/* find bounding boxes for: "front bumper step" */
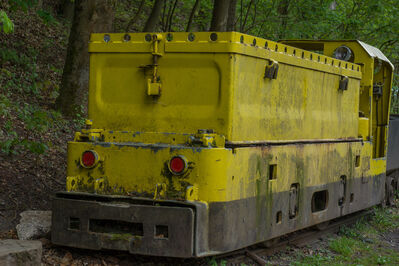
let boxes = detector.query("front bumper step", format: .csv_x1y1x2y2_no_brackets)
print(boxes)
51,192,196,257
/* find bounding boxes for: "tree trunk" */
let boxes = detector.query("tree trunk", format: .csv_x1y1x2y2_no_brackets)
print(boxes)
226,0,237,31
143,0,163,32
56,0,113,117
209,0,230,31
59,0,74,20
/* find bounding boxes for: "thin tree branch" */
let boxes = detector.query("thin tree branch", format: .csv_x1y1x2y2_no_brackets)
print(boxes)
161,0,167,31
164,0,173,31
167,0,178,32
125,0,145,32
244,0,259,33
241,0,254,32
239,0,243,31
186,0,201,32
380,39,398,50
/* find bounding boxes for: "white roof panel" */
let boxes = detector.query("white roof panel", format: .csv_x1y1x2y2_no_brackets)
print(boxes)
357,40,394,70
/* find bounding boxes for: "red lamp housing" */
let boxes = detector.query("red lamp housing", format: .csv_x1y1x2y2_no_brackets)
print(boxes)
81,150,98,168
169,156,187,175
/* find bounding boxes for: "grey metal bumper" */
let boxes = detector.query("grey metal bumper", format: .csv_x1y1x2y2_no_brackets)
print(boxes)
51,192,209,258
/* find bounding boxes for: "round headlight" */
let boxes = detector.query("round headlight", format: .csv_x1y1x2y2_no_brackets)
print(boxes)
333,46,353,61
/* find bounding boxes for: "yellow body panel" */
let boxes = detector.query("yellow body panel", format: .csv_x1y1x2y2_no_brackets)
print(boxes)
88,32,361,142
67,140,373,203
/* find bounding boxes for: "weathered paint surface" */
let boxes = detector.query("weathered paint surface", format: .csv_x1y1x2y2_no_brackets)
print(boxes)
88,32,362,142
66,139,383,202
54,32,394,257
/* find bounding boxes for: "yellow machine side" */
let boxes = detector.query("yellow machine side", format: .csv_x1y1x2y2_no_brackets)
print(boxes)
230,53,360,142
54,33,394,257
87,32,362,142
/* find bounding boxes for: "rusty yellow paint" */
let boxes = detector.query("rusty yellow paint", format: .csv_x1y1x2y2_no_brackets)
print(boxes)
65,32,392,205
66,140,376,203
88,32,361,142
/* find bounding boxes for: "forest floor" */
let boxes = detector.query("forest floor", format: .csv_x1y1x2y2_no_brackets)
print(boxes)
0,6,77,231
0,3,399,266
0,1,154,231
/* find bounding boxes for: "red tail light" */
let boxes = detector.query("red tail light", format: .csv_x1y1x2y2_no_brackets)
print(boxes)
169,156,187,175
81,150,97,168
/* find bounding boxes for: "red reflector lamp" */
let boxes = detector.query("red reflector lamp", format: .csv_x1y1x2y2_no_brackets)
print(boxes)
169,156,187,175
81,150,98,168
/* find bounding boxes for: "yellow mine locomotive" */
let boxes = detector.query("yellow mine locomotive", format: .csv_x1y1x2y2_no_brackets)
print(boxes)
51,32,395,257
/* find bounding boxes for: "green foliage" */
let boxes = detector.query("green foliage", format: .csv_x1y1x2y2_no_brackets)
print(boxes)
0,92,62,156
292,253,333,266
0,94,12,117
0,11,14,33
207,257,227,266
329,236,359,257
0,102,50,155
37,9,56,25
376,255,390,265
21,139,48,154
208,257,217,266
72,105,87,127
338,217,372,239
18,104,51,132
0,45,41,97
0,46,32,67
0,137,48,155
371,206,399,231
292,201,399,265
391,73,399,114
0,136,19,155
9,0,37,12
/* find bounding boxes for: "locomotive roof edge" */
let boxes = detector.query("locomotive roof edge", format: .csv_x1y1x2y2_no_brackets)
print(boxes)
87,32,361,76
280,39,394,70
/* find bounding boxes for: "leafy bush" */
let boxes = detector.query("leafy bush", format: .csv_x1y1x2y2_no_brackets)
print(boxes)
0,94,12,117
0,47,32,67
0,11,14,33
37,9,56,25
9,0,37,12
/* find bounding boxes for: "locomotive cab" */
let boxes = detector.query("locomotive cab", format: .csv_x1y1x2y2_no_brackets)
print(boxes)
52,33,393,257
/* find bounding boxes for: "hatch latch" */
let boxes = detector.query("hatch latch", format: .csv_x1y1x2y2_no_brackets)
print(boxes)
142,34,163,96
264,59,279,80
339,76,349,91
